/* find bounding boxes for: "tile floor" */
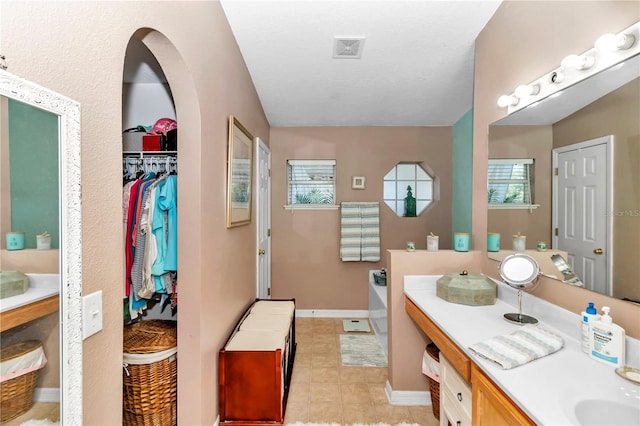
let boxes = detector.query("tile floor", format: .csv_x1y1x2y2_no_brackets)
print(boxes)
283,317,438,425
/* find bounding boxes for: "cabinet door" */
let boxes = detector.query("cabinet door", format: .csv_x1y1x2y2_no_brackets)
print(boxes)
471,364,535,426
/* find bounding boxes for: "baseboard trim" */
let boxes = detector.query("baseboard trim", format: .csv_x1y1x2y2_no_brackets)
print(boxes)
213,415,220,426
384,380,430,406
34,387,60,402
295,309,369,318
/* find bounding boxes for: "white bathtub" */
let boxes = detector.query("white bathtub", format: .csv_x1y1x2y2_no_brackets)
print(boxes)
368,270,388,356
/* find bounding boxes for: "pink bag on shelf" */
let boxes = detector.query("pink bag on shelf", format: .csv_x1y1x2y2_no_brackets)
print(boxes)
150,118,177,136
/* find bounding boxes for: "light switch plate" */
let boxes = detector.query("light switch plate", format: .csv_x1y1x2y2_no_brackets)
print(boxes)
82,290,103,340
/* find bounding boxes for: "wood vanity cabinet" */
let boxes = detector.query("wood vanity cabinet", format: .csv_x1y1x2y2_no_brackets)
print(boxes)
471,363,535,426
0,295,59,332
405,297,535,426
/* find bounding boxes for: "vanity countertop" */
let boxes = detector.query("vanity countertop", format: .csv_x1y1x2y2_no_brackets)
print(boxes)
404,275,640,425
0,273,59,313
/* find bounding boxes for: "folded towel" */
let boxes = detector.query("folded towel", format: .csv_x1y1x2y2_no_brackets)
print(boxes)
340,202,380,262
421,349,440,382
468,324,563,369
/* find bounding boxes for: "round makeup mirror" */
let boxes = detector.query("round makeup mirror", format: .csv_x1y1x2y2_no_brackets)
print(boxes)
499,254,541,325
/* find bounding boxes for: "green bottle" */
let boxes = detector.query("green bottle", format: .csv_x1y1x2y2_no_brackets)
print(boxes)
404,185,416,217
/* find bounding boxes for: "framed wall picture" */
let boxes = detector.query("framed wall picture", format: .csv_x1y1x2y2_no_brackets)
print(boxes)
352,176,366,189
227,116,254,227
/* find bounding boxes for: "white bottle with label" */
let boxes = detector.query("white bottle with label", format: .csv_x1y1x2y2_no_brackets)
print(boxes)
589,306,626,367
581,302,599,354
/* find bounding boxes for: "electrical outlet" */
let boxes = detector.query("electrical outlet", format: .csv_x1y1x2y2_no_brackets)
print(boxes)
82,290,103,340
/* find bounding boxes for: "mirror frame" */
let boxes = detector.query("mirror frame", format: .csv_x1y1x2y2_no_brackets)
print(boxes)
0,69,83,424
226,115,254,228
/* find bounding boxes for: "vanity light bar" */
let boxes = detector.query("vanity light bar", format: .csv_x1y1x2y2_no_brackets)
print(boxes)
497,20,640,113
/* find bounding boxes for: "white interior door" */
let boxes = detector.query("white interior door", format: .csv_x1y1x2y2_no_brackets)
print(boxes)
256,138,271,299
552,136,612,295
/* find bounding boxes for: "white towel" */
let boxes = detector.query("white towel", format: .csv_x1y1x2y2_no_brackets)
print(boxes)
421,349,440,382
468,324,564,369
340,202,380,262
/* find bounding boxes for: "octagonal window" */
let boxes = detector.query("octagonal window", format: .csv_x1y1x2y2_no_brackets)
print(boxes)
383,163,434,217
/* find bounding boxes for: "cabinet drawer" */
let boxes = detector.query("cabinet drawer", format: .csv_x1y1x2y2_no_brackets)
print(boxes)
442,387,471,426
441,355,472,420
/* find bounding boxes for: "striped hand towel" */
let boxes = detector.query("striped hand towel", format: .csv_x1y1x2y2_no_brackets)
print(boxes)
468,324,564,369
340,202,380,262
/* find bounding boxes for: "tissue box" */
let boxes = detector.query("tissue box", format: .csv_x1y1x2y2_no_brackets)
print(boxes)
436,271,496,306
0,271,29,299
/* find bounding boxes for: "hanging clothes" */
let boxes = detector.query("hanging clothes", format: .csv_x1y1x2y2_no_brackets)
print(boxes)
122,155,178,320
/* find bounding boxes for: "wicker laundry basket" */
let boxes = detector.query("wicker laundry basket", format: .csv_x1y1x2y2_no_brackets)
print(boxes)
123,320,177,426
1,340,46,423
426,343,440,421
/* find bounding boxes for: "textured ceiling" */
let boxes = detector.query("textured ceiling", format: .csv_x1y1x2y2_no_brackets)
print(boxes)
220,0,502,126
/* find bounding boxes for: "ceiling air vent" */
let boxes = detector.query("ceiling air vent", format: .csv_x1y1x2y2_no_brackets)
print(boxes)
333,37,365,59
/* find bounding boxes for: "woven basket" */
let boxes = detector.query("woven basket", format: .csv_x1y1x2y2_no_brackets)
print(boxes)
426,343,440,421
123,320,177,426
0,340,43,423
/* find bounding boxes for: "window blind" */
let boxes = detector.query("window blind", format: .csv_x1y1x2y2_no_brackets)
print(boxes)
287,160,336,205
487,159,533,205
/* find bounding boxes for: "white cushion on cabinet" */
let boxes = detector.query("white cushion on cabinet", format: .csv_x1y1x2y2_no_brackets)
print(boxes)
250,300,295,318
241,313,292,334
225,330,287,352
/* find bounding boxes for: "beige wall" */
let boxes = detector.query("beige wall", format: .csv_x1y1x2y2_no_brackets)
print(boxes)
553,79,640,301
474,1,639,338
488,125,553,248
270,126,453,309
1,1,268,424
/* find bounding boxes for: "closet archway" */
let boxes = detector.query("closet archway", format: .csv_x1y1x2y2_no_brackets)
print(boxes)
121,28,201,424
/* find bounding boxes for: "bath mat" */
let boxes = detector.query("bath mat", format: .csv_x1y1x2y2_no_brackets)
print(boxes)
342,319,371,332
339,334,387,367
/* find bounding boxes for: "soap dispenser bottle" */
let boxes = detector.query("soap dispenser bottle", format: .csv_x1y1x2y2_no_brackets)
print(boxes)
581,302,599,354
589,306,626,367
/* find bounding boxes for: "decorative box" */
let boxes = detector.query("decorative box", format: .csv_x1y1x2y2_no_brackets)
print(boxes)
436,271,496,306
0,271,29,299
142,134,162,151
123,131,144,151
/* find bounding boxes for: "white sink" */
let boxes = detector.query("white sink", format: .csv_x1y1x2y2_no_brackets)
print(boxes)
574,399,640,425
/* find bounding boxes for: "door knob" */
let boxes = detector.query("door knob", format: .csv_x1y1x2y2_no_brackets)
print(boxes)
258,249,266,255
594,248,603,255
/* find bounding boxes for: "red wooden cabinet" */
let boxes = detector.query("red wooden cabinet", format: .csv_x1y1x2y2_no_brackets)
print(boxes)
219,299,296,425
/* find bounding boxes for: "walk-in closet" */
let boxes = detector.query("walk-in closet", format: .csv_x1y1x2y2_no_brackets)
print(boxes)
121,37,178,425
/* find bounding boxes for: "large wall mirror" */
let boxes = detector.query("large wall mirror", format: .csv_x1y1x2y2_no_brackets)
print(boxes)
0,69,83,424
488,53,639,304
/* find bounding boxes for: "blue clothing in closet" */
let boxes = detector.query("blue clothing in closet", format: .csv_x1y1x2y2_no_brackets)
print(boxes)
151,175,178,293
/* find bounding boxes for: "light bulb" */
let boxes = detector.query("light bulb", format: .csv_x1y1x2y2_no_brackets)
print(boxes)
561,54,595,70
595,33,636,51
497,94,519,108
514,83,540,98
